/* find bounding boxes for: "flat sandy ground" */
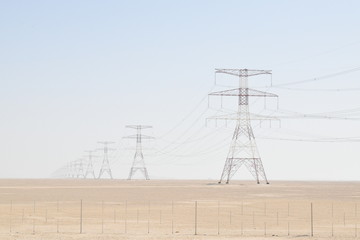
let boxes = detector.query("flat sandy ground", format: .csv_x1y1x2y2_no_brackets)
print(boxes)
0,179,360,240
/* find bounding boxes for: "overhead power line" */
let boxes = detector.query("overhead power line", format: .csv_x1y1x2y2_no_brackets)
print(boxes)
272,66,360,87
275,87,360,92
259,136,360,143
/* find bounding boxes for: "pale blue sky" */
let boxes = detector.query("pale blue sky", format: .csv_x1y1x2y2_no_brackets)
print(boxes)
1,1,360,180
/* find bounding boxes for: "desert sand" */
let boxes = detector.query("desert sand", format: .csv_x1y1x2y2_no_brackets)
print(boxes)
0,179,359,240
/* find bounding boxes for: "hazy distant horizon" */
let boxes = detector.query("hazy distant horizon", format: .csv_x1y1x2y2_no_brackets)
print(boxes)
1,1,360,181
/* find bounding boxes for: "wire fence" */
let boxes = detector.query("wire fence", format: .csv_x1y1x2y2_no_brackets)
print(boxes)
0,200,359,238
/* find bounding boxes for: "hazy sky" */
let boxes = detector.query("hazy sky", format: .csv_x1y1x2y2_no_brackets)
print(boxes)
1,0,360,180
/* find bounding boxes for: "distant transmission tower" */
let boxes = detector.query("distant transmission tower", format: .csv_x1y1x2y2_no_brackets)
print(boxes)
84,150,96,179
98,141,115,179
209,69,278,184
124,125,154,180
65,162,73,178
76,159,85,178
69,161,76,178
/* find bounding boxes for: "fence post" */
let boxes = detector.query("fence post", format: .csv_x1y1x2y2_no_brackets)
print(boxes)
124,201,127,234
171,201,174,234
102,201,104,234
33,200,36,234
80,200,83,234
217,201,220,235
310,202,313,237
331,202,334,237
9,200,12,233
56,200,59,233
195,201,198,235
148,201,150,234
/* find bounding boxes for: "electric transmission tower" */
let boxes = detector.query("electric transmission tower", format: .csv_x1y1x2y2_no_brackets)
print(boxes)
124,125,154,180
65,162,72,178
209,69,278,184
76,158,85,178
69,161,76,178
84,150,96,179
98,141,115,179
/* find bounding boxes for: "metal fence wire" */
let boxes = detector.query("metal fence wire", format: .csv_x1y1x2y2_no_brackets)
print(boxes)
0,200,359,238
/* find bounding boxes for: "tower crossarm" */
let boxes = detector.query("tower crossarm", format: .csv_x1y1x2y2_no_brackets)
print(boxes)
96,148,116,151
207,112,280,121
209,88,278,98
215,69,272,77
126,125,152,129
123,134,155,139
84,150,98,158
97,141,115,145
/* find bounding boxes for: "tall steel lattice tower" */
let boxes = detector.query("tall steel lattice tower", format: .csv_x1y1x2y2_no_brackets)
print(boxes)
209,69,278,184
84,150,96,179
124,125,154,180
98,141,115,179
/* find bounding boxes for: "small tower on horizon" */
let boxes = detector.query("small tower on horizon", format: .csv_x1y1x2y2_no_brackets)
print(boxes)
124,125,154,180
84,150,96,179
98,141,115,179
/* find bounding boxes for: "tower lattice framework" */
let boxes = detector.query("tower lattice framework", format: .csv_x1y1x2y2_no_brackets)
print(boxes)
76,158,85,178
209,69,278,184
98,141,115,179
124,125,153,180
84,150,96,179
